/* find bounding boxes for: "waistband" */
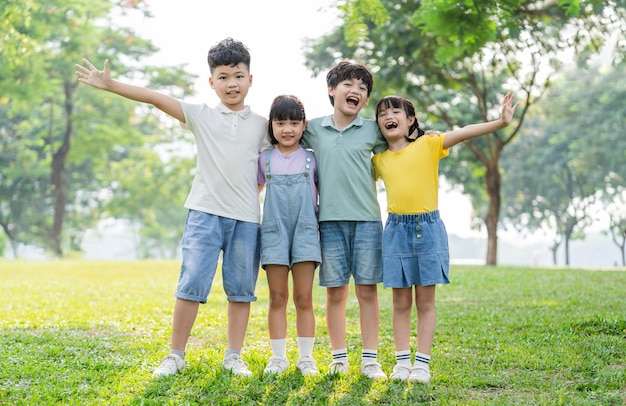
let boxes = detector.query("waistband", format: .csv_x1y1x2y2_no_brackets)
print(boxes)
387,210,440,224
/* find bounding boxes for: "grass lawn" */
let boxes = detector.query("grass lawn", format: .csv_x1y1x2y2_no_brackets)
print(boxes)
1,260,625,405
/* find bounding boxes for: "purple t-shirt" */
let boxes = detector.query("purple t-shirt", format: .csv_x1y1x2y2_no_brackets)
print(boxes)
257,147,318,211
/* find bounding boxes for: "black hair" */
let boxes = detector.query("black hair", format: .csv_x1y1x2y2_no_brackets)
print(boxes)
268,95,307,145
326,61,374,106
207,38,251,74
375,95,425,141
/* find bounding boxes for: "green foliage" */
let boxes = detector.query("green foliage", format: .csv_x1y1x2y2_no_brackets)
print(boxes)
304,0,626,264
104,148,192,258
339,0,389,48
1,260,625,404
502,64,626,264
0,0,197,257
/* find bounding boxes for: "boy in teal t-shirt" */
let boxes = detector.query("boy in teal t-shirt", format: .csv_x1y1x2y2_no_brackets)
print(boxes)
302,61,388,380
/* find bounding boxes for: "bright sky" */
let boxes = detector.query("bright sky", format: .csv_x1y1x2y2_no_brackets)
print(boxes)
130,0,482,238
135,0,337,119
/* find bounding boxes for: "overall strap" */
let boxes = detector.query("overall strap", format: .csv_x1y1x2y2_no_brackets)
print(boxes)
303,148,313,178
263,149,273,175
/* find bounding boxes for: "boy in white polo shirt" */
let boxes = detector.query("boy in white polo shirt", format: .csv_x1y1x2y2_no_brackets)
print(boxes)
75,38,271,378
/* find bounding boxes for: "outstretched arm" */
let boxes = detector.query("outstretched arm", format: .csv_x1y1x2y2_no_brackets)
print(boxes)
442,92,518,149
75,58,185,123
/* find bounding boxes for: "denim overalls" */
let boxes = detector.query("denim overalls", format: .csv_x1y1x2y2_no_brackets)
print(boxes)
260,149,322,268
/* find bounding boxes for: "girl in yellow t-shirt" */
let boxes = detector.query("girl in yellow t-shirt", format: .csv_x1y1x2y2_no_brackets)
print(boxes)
372,93,518,383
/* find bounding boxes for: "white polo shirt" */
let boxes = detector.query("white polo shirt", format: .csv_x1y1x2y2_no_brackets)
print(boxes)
181,102,271,223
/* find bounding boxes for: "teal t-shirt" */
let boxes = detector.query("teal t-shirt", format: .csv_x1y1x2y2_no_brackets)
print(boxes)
302,115,387,222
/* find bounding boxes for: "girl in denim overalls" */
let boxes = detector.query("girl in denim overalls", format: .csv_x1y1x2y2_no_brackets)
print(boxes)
257,95,322,376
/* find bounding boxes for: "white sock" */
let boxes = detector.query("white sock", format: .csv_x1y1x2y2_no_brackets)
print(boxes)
395,350,411,367
362,349,378,366
297,336,315,359
331,348,348,364
270,338,287,358
414,352,431,370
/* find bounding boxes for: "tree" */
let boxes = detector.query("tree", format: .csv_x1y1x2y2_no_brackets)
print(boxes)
606,194,626,266
103,142,193,259
303,0,626,265
0,0,196,257
0,102,50,258
502,65,626,265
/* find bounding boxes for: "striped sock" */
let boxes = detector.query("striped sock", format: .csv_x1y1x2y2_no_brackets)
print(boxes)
414,352,431,370
362,349,378,366
395,350,411,367
331,349,348,364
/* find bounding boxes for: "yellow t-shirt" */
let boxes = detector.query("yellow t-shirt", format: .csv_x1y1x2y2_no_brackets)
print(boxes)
372,134,449,214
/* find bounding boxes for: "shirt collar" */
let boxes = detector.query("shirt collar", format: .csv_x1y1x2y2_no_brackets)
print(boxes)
321,114,364,130
217,103,251,118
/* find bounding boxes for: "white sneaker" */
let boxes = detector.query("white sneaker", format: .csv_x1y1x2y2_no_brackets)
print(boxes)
389,364,411,381
223,353,252,377
152,354,185,377
264,355,289,375
362,362,387,380
409,366,431,383
328,360,349,374
296,356,318,376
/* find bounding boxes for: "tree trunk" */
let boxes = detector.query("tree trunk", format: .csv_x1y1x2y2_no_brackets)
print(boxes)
0,223,19,258
483,162,501,266
50,81,77,257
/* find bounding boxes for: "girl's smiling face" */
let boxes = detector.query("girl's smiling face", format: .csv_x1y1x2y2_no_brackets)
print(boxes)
376,105,415,142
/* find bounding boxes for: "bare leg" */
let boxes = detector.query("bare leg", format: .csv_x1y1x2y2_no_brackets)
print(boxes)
171,298,199,351
355,283,380,350
291,261,316,337
227,301,251,351
392,287,413,351
415,285,436,355
266,264,290,339
326,285,349,350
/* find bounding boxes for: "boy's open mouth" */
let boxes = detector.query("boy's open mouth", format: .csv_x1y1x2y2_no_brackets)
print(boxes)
346,96,359,106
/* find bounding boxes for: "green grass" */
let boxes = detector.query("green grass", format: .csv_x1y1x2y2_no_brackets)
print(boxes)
1,260,625,405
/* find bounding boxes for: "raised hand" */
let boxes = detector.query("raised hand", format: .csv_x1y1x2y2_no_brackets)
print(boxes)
500,92,519,127
75,58,112,90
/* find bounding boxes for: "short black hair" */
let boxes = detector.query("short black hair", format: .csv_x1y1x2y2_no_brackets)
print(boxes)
207,38,251,74
326,61,374,106
268,95,307,145
375,95,425,141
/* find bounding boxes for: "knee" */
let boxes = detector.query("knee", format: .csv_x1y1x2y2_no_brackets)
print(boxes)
293,292,313,311
355,285,378,303
327,288,348,305
269,291,289,308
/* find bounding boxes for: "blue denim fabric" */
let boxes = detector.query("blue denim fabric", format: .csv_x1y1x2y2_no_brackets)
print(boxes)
382,210,450,288
260,150,321,268
318,220,383,286
176,210,260,303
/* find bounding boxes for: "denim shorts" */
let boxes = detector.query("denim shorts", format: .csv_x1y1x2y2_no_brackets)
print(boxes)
318,221,383,287
260,215,322,268
176,210,260,303
382,211,450,288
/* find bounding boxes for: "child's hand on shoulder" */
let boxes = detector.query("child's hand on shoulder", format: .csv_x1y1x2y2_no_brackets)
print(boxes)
425,130,440,137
